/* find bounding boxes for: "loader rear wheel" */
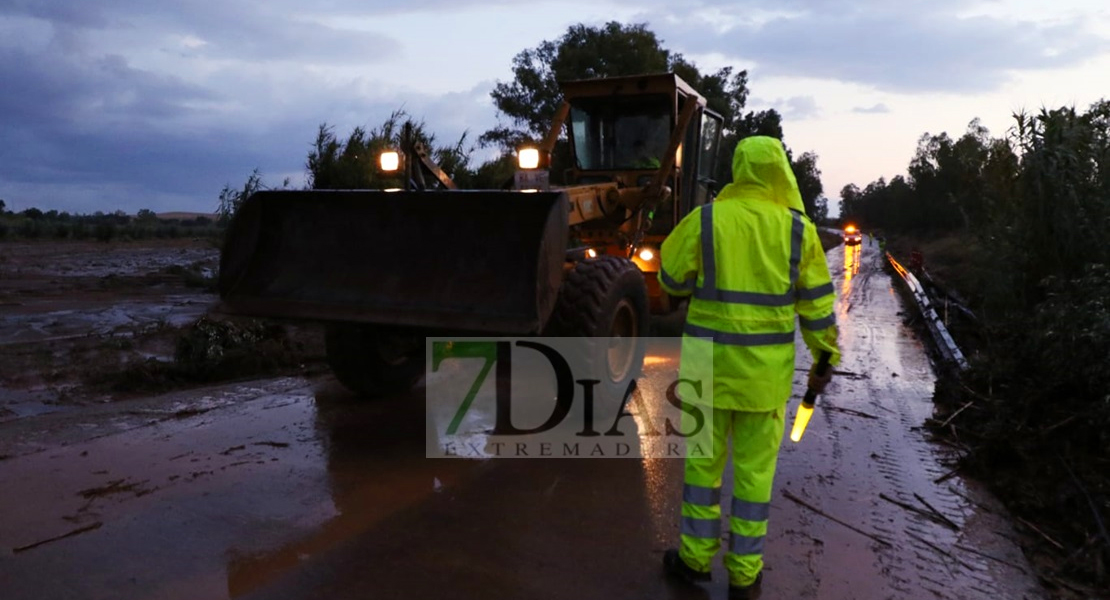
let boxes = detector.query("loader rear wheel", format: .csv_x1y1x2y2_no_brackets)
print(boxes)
325,324,424,398
549,256,649,384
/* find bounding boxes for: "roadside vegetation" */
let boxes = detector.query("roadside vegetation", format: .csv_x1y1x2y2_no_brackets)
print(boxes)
0,202,221,242
842,101,1110,596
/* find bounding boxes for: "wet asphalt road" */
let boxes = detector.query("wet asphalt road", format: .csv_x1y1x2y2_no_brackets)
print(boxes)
0,240,1046,599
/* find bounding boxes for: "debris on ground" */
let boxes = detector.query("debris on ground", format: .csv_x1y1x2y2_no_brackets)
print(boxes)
88,316,320,395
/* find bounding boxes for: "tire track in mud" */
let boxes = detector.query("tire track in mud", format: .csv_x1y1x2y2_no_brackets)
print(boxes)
863,250,1030,599
772,243,1042,600
850,249,1018,599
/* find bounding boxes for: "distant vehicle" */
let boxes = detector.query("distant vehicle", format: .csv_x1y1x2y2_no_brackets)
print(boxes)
843,224,863,246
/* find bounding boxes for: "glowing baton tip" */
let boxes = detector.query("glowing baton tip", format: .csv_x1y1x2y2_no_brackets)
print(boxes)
790,403,815,443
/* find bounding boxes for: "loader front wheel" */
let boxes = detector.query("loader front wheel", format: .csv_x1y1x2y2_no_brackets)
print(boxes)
325,324,424,398
549,256,649,384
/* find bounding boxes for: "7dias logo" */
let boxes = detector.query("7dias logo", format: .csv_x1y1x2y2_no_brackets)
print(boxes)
425,337,714,458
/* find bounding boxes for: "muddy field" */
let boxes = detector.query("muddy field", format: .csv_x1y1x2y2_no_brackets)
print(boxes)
0,239,322,423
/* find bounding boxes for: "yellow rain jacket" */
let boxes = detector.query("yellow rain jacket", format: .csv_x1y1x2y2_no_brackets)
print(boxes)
658,136,840,411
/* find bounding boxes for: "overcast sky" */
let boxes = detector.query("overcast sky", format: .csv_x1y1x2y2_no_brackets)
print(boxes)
1,0,1108,216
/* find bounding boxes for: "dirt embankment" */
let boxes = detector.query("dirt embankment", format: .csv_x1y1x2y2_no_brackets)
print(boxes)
0,240,324,422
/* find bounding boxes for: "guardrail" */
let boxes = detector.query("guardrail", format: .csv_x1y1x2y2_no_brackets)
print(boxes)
886,252,969,371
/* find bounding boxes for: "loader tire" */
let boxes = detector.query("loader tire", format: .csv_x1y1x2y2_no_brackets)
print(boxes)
548,256,649,385
325,324,423,398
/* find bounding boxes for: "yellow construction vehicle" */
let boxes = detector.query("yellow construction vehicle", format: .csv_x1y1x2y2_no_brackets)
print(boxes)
218,73,725,396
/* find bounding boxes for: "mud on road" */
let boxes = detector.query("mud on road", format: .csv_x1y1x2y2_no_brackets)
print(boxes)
0,239,1053,599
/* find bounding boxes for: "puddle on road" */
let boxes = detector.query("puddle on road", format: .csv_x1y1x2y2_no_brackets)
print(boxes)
0,377,481,600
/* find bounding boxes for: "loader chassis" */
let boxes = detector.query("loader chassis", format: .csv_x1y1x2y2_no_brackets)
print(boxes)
550,75,723,315
218,73,724,397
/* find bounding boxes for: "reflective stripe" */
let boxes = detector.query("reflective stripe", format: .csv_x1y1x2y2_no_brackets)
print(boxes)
661,268,695,292
681,516,722,539
700,204,716,291
683,484,721,506
799,313,836,330
796,282,835,301
684,323,794,347
694,287,794,306
789,212,804,287
728,533,765,555
695,199,805,308
730,497,771,522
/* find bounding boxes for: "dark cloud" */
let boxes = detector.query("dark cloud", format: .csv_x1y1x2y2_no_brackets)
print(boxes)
162,8,401,64
0,0,112,28
657,5,1108,93
0,45,220,178
1,0,1108,213
853,103,890,114
1,1,401,63
0,1,429,213
0,31,496,213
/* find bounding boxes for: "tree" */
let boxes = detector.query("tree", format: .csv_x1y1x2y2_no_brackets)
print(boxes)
483,22,671,150
811,196,830,224
484,21,811,189
483,22,753,150
217,169,264,225
734,109,784,140
307,120,396,190
791,151,824,219
307,110,472,190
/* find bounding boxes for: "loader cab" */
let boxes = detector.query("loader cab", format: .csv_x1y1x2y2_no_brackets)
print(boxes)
568,94,672,173
560,73,724,234
648,101,723,235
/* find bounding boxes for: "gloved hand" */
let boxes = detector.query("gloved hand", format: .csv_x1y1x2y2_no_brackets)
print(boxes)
807,362,833,394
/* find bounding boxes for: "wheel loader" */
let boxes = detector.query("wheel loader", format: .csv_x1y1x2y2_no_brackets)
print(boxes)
218,73,725,396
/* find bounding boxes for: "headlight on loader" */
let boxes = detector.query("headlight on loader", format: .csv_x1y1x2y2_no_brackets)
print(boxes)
518,147,540,170
380,150,400,172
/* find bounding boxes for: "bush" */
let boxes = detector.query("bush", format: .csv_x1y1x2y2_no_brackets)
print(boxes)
94,222,116,242
174,317,296,380
17,219,43,239
932,102,1110,592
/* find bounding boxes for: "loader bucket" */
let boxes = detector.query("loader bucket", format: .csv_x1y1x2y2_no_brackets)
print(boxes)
218,189,569,334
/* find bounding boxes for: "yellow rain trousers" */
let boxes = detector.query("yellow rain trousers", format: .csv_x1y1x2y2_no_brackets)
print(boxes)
658,136,840,587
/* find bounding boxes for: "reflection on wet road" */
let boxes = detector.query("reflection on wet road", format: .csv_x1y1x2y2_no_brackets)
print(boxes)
0,239,1045,600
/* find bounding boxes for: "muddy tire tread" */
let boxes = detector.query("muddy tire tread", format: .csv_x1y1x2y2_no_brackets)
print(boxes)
548,256,647,337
